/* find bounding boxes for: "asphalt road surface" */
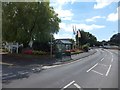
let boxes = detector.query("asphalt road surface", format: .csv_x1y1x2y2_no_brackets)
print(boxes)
3,48,119,89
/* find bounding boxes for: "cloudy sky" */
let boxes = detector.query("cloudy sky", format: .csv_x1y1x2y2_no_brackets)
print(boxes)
50,0,119,41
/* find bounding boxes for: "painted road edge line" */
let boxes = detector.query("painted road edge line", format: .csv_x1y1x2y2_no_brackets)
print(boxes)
111,55,113,62
104,49,114,63
111,58,113,63
106,65,112,76
74,83,81,88
92,70,103,76
101,58,104,61
62,80,75,89
42,65,62,69
87,63,98,72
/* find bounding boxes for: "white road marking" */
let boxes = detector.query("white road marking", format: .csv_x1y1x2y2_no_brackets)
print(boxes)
104,49,114,63
101,58,104,61
42,65,61,69
87,63,98,72
109,51,114,63
74,83,81,88
111,58,113,62
106,65,112,76
92,70,103,76
111,55,113,62
98,63,108,67
62,80,75,89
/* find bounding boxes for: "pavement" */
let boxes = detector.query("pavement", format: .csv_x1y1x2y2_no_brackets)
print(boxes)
1,49,96,84
2,48,119,89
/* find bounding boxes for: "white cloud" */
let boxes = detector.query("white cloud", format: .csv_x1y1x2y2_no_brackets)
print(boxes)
54,23,105,39
94,0,114,9
107,7,118,21
86,16,105,22
55,9,73,20
50,0,74,21
59,22,105,32
59,23,73,32
76,24,105,31
50,0,76,5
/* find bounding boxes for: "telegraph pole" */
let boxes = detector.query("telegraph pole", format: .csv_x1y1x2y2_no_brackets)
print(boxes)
50,33,53,58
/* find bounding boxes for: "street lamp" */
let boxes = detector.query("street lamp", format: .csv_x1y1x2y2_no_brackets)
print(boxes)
50,33,53,58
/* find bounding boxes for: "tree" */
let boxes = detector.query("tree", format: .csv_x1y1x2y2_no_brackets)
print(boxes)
109,33,120,46
95,41,102,46
76,30,97,47
2,2,61,47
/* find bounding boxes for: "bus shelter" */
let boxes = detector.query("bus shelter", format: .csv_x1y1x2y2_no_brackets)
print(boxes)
54,39,73,60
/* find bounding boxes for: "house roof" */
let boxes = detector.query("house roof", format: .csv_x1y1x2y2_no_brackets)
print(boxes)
60,40,72,44
55,39,72,44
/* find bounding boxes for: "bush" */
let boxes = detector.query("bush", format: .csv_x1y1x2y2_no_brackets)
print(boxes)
22,49,47,55
70,49,76,52
82,44,89,52
23,50,33,54
71,51,83,55
32,50,47,55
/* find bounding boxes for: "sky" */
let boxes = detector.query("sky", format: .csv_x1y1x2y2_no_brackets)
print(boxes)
50,0,119,41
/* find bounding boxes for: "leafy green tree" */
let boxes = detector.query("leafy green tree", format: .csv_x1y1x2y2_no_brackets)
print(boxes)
95,41,102,46
2,2,61,47
76,30,97,47
109,33,120,46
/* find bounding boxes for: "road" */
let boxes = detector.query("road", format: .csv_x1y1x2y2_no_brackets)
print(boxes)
2,48,118,89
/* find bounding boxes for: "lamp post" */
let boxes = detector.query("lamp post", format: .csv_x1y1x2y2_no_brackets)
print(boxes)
50,33,53,58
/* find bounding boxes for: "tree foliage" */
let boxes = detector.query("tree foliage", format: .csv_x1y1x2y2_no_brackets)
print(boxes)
76,30,97,47
109,33,120,46
2,2,61,47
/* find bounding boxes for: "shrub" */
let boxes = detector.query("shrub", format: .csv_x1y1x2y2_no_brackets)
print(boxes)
70,49,76,52
32,50,47,55
23,50,33,54
82,44,89,52
22,49,47,55
71,51,83,55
